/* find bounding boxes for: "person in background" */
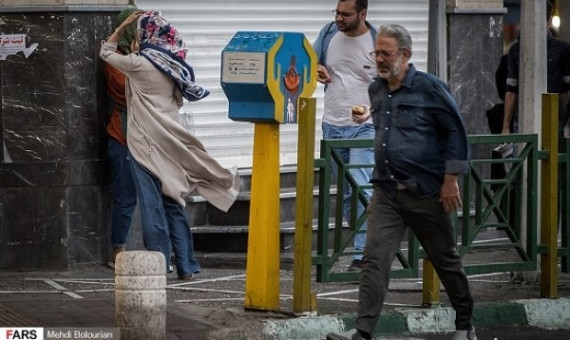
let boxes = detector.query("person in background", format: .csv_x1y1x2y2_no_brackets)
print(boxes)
502,0,570,136
484,53,516,235
103,8,138,269
313,0,377,272
486,53,509,135
501,0,570,285
100,10,240,280
326,24,476,340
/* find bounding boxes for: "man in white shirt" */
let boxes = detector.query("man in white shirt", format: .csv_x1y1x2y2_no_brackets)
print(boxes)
313,0,377,271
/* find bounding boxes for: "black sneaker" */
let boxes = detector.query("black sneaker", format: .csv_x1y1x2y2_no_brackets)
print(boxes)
348,259,362,272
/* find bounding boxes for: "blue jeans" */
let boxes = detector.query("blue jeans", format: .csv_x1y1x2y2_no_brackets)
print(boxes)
322,122,374,260
107,138,137,248
129,153,201,276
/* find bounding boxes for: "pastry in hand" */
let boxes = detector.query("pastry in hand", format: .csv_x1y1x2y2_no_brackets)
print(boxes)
352,105,366,116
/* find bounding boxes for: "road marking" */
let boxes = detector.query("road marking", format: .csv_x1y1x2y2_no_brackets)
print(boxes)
52,279,115,285
175,297,243,303
0,290,60,294
317,288,358,297
168,287,244,294
43,279,84,299
167,274,245,288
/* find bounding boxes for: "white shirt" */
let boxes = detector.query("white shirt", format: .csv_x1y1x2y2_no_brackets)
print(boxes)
323,31,377,126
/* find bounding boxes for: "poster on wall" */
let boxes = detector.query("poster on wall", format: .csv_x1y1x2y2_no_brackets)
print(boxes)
0,34,38,60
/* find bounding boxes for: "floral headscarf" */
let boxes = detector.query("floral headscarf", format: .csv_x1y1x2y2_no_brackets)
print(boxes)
137,11,209,101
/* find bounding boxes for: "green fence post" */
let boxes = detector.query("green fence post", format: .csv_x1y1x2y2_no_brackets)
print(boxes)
563,138,570,273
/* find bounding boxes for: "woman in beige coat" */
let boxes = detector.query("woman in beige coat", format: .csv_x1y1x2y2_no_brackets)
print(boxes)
100,10,239,280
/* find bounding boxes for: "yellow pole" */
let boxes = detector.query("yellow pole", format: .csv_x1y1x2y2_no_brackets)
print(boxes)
422,259,440,307
540,93,559,298
244,122,281,311
293,97,317,313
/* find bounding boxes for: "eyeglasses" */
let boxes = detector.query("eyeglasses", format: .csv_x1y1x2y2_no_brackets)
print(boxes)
331,9,359,19
369,49,401,59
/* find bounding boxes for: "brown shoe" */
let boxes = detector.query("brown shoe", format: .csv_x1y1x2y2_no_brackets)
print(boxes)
113,247,125,262
178,273,195,281
107,247,125,269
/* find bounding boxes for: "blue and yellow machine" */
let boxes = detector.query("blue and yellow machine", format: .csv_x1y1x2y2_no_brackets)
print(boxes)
221,31,317,124
221,32,317,312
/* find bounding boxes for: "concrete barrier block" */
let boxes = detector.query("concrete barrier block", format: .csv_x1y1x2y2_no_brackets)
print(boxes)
115,251,166,340
521,298,570,330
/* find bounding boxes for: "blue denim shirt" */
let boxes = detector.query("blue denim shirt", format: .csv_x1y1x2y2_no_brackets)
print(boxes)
369,64,470,198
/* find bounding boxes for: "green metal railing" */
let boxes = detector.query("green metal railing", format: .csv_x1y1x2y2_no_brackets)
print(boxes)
560,138,570,273
313,139,419,282
461,134,538,275
313,133,568,283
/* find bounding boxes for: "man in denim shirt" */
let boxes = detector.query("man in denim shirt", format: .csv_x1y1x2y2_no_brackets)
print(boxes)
326,24,476,340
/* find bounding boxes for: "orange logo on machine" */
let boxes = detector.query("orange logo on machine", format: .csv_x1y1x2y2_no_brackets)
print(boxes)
284,56,300,93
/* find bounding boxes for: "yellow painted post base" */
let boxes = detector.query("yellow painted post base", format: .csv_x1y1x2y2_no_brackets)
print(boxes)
422,259,441,307
244,123,281,311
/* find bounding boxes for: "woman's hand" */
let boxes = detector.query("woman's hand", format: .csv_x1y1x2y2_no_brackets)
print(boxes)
120,11,144,28
107,11,143,44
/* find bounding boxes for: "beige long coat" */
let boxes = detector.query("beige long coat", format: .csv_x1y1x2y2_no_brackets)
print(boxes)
100,42,239,211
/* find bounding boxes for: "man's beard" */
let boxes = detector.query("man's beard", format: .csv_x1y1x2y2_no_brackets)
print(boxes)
378,60,401,79
337,19,359,33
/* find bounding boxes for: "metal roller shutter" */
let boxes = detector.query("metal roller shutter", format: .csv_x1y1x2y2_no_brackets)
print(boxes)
135,0,428,168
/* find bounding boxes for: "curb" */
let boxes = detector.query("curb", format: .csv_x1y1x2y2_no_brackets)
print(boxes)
263,298,570,340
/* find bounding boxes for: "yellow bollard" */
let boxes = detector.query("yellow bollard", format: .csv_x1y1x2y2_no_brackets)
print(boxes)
540,93,559,298
244,122,281,311
422,258,441,307
293,97,317,313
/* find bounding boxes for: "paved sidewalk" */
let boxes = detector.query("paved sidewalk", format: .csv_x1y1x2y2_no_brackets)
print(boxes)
0,260,569,340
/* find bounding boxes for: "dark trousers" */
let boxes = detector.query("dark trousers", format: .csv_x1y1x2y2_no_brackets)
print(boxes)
355,186,474,335
108,138,137,248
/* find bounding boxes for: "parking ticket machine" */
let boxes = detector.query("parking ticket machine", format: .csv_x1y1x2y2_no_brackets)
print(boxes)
220,31,317,312
221,31,317,124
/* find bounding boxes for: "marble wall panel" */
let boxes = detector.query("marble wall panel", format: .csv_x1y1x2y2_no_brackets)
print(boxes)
0,10,120,270
64,13,111,162
448,13,505,198
0,161,67,187
1,14,67,163
0,187,67,269
67,184,110,265
448,14,504,136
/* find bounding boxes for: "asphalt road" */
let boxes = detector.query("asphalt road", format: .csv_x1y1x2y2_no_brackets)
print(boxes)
420,326,570,340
